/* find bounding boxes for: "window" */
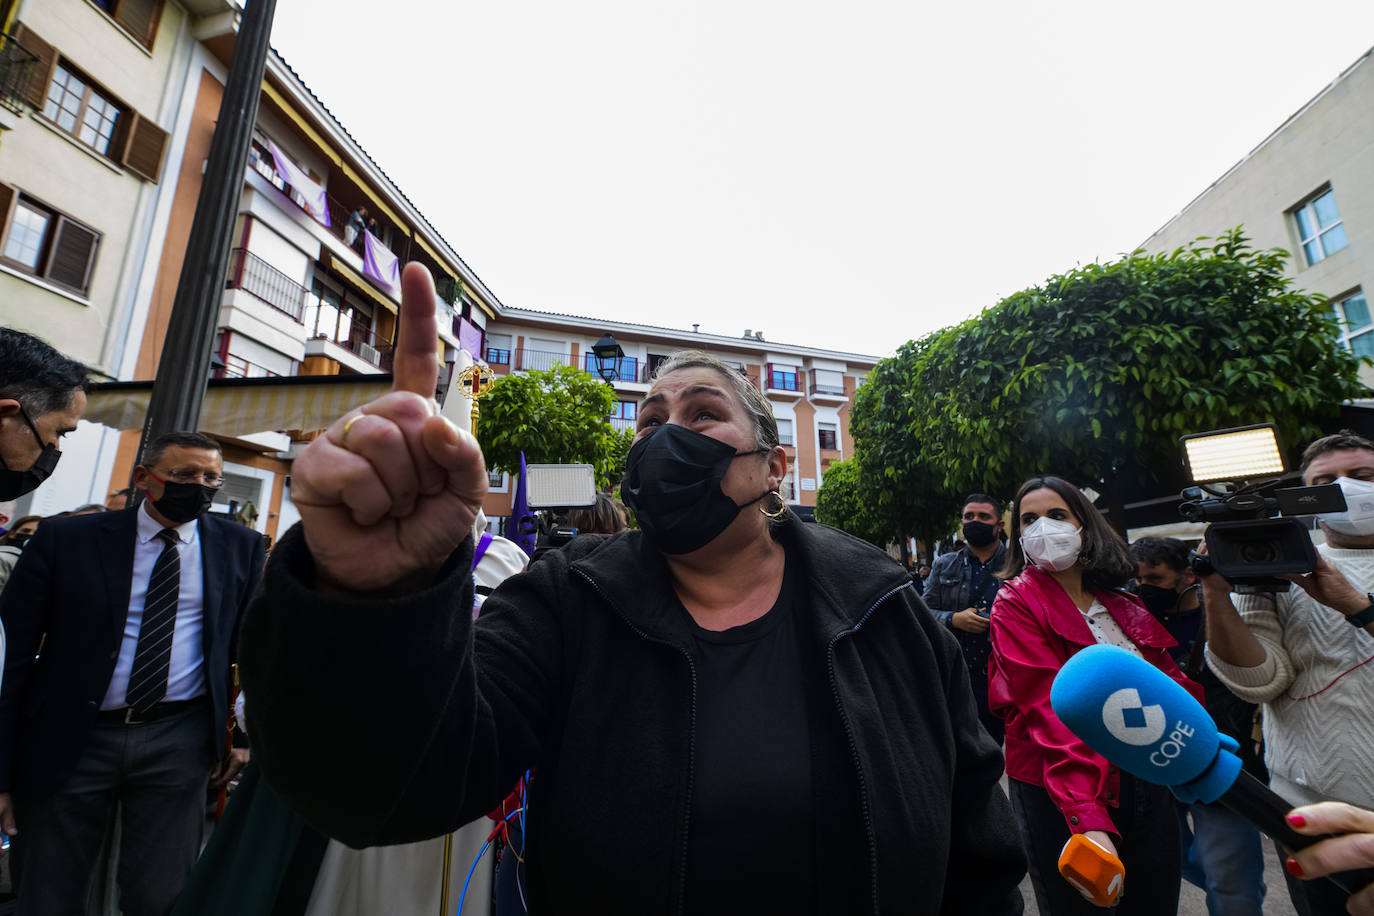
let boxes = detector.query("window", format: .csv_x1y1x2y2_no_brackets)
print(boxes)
43,62,125,158
811,368,845,395
487,469,507,490
89,0,164,49
0,191,101,294
781,469,795,501
583,351,638,383
767,363,799,391
818,422,838,451
610,400,637,421
1294,189,1348,266
1333,291,1374,358
486,346,511,365
776,418,794,446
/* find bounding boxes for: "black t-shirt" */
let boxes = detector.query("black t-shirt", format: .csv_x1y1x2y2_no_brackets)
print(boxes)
682,556,817,913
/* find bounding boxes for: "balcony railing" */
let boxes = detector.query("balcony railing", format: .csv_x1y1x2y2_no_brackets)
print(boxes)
308,325,395,371
214,354,296,379
766,369,800,391
809,381,846,397
248,141,411,265
608,416,636,433
514,348,574,372
0,33,37,115
227,248,308,321
583,352,639,383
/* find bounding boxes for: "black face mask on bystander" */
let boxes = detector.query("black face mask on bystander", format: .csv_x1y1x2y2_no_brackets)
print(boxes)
620,424,772,555
0,409,61,501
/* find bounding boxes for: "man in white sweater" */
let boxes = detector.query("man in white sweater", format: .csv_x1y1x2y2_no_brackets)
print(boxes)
1201,430,1374,916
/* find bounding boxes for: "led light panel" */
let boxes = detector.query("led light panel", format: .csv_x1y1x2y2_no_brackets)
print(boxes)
1181,426,1285,483
525,464,598,508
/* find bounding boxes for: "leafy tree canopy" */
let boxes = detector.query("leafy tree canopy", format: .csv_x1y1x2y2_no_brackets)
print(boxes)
848,229,1368,534
813,458,890,547
475,364,627,489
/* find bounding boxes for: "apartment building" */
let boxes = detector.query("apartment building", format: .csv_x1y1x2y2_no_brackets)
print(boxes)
0,5,878,534
0,4,502,535
479,310,878,523
1139,45,1374,387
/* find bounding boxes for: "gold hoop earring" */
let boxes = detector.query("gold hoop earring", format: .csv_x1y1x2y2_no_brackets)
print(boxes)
759,490,787,518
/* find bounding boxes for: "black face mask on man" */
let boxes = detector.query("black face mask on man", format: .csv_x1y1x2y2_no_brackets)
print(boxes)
620,424,772,555
1136,583,1180,617
145,472,216,525
962,520,999,549
0,408,61,501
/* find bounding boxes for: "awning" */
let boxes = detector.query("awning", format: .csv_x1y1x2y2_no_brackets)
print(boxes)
323,251,398,315
84,374,393,437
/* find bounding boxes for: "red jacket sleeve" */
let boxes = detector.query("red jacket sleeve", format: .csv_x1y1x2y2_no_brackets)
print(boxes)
989,583,1117,835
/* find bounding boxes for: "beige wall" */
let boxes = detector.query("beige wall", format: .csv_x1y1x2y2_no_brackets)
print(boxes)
1139,51,1374,386
0,0,191,373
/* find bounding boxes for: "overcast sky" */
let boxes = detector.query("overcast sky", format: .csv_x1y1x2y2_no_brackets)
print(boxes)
268,1,1374,358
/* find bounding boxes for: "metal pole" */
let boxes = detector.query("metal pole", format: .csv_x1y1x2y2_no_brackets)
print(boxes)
134,0,276,463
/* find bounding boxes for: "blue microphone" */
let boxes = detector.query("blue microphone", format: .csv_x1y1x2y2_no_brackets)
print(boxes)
1051,645,1374,897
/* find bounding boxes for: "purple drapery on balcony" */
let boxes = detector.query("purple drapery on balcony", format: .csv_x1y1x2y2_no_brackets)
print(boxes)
457,316,483,360
267,140,330,226
363,230,400,289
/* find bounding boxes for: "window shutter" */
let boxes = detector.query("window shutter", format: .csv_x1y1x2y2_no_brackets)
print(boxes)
46,218,98,293
122,115,167,183
114,0,162,48
0,184,14,237
12,24,57,112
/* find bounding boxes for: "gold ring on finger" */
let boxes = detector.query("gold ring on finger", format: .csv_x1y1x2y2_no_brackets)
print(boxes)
340,413,364,449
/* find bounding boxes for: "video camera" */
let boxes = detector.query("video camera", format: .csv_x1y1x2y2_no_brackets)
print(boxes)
1178,424,1346,592
519,464,598,559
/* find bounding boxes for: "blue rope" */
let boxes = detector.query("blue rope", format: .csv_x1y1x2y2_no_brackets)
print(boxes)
455,807,526,916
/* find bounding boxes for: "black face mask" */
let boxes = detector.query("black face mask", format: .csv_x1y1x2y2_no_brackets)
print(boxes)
620,424,771,555
962,520,999,548
8,533,30,549
0,409,61,501
1136,583,1179,617
147,473,216,525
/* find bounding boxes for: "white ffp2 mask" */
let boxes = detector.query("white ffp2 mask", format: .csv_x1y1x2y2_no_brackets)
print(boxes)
1021,516,1082,572
1320,476,1374,537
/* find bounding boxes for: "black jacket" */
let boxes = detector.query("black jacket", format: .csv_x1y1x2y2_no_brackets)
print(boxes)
241,516,1025,914
0,507,266,798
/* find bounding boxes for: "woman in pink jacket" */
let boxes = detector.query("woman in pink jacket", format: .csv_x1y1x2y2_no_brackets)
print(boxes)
988,475,1202,914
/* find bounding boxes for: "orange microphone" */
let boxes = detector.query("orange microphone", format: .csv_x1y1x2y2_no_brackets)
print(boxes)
1057,833,1124,907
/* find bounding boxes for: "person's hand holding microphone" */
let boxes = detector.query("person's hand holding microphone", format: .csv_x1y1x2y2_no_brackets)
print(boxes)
291,263,488,593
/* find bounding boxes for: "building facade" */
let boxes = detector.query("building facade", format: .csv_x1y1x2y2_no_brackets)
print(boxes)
0,4,880,537
478,311,877,524
1138,46,1374,387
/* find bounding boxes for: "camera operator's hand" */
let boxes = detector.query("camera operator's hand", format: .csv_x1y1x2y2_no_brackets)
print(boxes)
1283,559,1369,617
951,608,990,634
291,264,488,593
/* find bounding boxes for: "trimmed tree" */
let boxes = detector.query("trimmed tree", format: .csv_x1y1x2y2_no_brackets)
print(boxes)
860,230,1368,532
475,364,626,489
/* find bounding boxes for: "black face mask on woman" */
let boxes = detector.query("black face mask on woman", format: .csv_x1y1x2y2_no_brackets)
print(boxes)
146,473,216,525
0,409,61,501
620,423,772,555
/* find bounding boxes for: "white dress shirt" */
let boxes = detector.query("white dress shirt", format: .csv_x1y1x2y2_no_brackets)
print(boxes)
101,504,206,710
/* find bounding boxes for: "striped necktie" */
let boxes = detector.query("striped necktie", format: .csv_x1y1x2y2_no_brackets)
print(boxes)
126,527,181,714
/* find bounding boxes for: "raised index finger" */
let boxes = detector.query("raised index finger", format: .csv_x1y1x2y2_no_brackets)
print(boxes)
392,262,440,397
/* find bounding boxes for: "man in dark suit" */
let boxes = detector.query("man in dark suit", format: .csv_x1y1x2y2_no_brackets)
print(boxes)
0,431,265,916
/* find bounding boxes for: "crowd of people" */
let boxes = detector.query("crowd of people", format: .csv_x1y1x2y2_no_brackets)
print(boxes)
3,265,1374,915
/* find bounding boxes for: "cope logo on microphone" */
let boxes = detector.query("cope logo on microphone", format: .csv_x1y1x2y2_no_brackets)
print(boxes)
1101,688,1167,746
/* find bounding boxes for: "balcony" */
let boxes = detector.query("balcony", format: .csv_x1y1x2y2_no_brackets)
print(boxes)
609,416,636,434
305,326,394,373
809,380,848,403
765,365,804,399
0,33,37,116
583,352,640,384
514,348,573,372
227,248,308,322
213,353,297,379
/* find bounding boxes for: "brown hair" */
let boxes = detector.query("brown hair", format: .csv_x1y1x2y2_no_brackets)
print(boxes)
1300,429,1374,477
566,492,630,535
0,515,43,547
998,475,1136,589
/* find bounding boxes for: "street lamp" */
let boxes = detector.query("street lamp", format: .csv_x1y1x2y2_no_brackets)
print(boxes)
591,332,624,384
